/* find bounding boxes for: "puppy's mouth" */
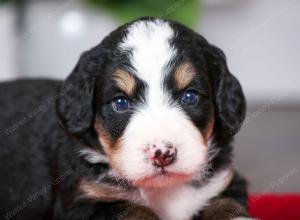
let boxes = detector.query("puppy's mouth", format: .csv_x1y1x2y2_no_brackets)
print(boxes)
132,171,194,188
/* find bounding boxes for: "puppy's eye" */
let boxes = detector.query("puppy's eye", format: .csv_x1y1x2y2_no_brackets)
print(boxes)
112,97,130,112
180,90,199,106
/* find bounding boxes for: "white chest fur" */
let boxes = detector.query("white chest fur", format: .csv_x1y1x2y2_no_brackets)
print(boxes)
139,168,233,220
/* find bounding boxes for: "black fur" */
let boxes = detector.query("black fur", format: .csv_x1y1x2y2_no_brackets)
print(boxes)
0,17,248,220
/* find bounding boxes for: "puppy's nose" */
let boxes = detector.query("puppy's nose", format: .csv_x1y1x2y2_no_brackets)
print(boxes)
151,144,177,168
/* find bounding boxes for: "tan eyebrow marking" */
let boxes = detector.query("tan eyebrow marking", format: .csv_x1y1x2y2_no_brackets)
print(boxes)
174,62,196,90
112,69,136,96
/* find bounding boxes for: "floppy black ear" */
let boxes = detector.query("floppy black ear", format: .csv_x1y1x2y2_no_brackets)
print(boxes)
56,47,104,145
206,45,246,138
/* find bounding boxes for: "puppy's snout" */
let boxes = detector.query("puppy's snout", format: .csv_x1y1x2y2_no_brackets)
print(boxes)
146,142,177,168
153,148,177,168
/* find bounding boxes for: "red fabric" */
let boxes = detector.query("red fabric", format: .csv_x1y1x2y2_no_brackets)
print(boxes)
249,194,300,220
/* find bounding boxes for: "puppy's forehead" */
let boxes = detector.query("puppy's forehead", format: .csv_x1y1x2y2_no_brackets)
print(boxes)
119,19,176,85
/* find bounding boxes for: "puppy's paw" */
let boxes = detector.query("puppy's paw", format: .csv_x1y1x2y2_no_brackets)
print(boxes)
122,205,160,220
201,198,255,220
232,217,257,220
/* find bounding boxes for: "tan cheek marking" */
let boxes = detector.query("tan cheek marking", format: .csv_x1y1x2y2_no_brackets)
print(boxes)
202,118,215,144
94,118,113,155
112,69,136,96
79,180,130,202
174,62,196,90
94,118,124,171
109,138,124,171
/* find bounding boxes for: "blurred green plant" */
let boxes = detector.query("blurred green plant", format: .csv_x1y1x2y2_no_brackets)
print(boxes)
88,0,199,27
0,0,200,27
0,0,18,4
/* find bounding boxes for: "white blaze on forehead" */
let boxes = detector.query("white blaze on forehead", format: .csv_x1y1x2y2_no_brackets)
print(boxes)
119,19,176,106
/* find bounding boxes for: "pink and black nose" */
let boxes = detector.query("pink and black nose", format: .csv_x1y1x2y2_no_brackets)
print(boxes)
146,142,177,168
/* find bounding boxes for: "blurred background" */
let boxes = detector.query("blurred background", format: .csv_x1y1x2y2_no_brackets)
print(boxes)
0,0,299,192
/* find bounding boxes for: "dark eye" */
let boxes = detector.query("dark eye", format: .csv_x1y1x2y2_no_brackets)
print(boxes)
112,97,130,112
181,90,199,106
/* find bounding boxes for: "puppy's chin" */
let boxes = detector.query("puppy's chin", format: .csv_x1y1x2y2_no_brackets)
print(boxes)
132,172,194,188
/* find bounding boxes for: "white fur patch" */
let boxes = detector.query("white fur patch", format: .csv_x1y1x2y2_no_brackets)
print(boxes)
115,19,207,184
79,149,109,164
119,19,176,86
116,105,207,181
139,168,234,220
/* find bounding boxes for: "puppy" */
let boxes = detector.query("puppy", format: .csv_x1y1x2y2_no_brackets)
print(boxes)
0,17,251,220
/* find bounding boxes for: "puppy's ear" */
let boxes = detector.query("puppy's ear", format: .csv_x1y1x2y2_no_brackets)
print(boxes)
56,48,104,145
206,45,246,138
